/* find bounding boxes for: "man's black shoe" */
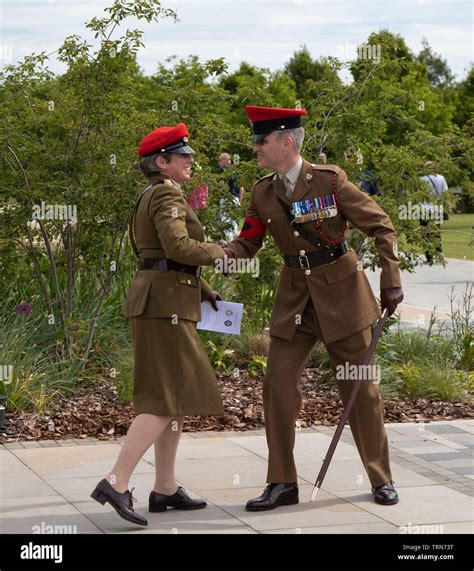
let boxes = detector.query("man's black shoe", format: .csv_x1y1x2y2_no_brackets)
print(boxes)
245,483,299,511
373,481,399,505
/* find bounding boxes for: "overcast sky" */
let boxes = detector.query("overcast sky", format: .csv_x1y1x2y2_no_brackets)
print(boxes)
0,0,472,81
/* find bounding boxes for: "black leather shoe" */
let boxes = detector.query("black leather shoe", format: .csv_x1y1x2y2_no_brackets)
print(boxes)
149,486,207,512
91,478,148,526
245,483,299,511
373,481,399,505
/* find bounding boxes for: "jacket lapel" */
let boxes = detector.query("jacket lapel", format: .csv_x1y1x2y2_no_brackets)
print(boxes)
271,173,290,205
290,159,313,203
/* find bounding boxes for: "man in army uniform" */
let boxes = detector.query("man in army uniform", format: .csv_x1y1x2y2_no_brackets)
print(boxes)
223,106,404,511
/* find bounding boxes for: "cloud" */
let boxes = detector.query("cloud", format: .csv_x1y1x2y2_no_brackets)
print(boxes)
0,0,471,79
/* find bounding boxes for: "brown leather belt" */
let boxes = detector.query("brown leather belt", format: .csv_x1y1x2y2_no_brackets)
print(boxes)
139,258,201,277
284,241,349,269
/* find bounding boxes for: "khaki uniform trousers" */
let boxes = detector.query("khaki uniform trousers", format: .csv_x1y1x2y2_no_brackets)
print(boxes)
264,299,392,488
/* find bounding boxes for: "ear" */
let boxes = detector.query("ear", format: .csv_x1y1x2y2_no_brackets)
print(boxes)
155,155,167,170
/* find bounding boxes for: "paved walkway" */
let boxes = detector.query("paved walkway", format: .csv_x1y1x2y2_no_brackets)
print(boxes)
366,257,473,327
1,420,472,534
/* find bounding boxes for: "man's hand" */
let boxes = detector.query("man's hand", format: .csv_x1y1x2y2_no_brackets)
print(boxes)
222,246,235,258
208,291,222,311
380,287,404,316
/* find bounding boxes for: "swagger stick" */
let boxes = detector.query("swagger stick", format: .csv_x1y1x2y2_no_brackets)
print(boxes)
310,309,389,502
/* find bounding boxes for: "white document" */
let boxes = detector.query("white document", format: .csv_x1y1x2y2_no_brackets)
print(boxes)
196,301,243,335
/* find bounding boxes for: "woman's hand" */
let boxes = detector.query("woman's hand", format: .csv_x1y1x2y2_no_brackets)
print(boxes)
208,291,222,311
219,241,235,258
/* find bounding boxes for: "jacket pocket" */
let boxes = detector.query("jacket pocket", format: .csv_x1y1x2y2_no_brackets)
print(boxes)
122,271,154,317
175,272,199,288
322,250,378,327
323,250,358,284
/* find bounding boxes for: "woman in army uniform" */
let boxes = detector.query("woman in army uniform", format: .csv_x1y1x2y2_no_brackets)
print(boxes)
91,123,227,526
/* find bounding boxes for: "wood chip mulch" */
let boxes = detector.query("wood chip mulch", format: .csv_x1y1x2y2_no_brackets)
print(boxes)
1,368,472,444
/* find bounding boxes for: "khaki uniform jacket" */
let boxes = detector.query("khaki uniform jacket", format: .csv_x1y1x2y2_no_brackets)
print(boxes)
122,176,225,322
226,159,402,344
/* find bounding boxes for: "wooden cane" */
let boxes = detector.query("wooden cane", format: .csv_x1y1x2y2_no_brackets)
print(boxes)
310,309,389,502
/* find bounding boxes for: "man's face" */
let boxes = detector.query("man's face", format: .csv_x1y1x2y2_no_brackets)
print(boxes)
160,153,194,183
218,154,231,169
253,131,288,169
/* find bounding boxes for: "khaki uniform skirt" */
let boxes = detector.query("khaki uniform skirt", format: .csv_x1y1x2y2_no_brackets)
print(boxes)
130,317,224,417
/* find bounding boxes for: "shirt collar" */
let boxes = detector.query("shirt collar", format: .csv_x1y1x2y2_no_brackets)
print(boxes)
279,156,303,186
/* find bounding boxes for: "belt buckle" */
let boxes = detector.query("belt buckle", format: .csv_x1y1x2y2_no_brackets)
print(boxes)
299,255,310,269
196,266,202,278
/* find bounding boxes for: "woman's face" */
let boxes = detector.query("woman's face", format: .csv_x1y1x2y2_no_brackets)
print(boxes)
160,153,194,184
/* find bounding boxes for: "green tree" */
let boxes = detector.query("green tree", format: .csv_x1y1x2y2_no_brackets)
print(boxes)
284,45,341,100
0,0,229,364
417,37,455,88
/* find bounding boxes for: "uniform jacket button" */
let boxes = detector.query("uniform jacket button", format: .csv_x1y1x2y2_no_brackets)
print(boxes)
304,269,311,275
267,218,271,223
299,250,305,256
186,279,191,284
293,231,300,237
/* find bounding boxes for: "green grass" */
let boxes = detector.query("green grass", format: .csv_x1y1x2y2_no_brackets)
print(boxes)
440,213,474,260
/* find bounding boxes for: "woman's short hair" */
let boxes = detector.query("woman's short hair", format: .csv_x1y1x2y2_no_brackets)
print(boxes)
138,152,172,178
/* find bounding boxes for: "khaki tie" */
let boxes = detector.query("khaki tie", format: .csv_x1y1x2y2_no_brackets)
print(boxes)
281,175,293,199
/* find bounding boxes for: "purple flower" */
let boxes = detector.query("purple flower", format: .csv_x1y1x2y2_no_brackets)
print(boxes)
16,302,32,314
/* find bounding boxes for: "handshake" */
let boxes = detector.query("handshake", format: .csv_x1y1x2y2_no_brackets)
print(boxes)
207,241,234,310
219,241,235,258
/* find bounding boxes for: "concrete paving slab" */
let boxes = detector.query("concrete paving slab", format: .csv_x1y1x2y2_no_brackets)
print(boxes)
174,455,269,490
296,457,435,492
267,521,399,534
2,420,472,534
335,485,474,526
197,485,385,532
142,437,255,463
0,496,102,534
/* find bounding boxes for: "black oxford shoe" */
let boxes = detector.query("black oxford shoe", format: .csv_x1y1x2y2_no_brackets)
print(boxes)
91,478,148,526
373,481,399,505
245,483,299,511
149,486,207,512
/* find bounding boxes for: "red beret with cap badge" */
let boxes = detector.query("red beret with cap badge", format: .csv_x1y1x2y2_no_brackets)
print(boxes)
138,123,195,157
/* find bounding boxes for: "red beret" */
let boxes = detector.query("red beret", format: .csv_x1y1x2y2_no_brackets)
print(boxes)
137,123,195,157
245,106,308,142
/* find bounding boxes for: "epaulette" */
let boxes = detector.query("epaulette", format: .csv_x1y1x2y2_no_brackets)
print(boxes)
310,163,342,174
255,172,275,185
150,178,174,187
